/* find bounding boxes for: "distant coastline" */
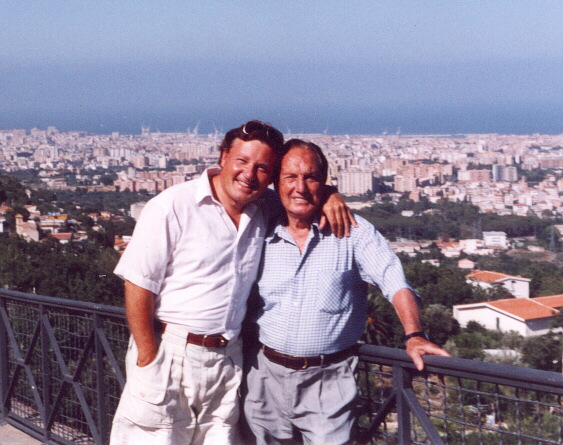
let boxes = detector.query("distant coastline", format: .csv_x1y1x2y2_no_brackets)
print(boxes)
1,103,561,137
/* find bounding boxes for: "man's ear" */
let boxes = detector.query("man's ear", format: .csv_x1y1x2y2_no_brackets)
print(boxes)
219,149,228,167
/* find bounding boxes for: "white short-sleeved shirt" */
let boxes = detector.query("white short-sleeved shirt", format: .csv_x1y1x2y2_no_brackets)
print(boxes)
114,168,268,339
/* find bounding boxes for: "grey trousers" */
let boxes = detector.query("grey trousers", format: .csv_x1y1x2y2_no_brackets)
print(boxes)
244,348,358,445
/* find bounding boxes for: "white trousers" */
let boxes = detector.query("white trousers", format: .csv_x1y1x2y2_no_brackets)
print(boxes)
110,324,243,445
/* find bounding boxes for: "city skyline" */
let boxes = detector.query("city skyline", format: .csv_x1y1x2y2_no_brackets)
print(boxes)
1,1,562,135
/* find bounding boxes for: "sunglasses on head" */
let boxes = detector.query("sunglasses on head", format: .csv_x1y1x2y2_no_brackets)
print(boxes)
241,121,281,140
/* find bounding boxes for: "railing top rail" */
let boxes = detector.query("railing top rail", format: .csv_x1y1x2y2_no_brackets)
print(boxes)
359,344,563,394
2,290,561,395
0,289,126,318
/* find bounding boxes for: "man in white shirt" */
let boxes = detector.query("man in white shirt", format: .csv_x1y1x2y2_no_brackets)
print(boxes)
110,121,352,445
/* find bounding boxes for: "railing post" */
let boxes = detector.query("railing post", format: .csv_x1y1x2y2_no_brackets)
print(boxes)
0,296,9,421
40,304,52,443
94,314,109,444
393,365,412,445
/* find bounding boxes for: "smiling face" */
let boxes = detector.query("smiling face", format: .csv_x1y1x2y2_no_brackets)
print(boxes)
278,146,324,225
216,137,278,211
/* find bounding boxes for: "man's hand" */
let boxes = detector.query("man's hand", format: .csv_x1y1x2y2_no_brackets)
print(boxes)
136,344,159,367
406,336,450,371
319,188,358,238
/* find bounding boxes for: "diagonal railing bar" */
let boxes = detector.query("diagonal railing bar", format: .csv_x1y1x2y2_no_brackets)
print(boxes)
41,314,103,444
1,307,45,419
95,325,125,389
356,390,397,444
45,327,95,430
402,387,444,445
2,290,562,445
41,313,73,379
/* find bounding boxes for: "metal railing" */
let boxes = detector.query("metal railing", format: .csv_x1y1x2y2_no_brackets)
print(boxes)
1,289,562,444
0,289,127,444
355,346,562,444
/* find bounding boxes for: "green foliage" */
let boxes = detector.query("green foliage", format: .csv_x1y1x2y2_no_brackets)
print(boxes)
0,174,31,206
0,233,123,306
357,197,553,241
450,325,511,361
364,288,403,347
485,282,514,301
51,189,147,216
100,174,115,186
465,321,487,333
550,310,563,329
521,334,561,372
422,304,460,346
451,332,486,360
404,263,475,306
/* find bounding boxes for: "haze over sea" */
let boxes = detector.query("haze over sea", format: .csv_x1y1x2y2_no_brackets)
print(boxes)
2,2,562,137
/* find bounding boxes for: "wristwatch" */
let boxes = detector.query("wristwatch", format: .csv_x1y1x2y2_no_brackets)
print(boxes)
404,331,429,342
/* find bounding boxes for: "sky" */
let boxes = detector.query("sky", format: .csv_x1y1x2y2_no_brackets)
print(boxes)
1,1,562,135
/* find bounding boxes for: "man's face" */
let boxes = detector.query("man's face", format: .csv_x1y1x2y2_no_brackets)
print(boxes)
218,138,277,208
278,147,324,222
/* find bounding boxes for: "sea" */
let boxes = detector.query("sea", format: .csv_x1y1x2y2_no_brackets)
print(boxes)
1,102,562,136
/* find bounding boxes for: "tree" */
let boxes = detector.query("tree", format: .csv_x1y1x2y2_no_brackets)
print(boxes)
451,332,486,361
100,174,116,186
405,264,475,307
422,304,460,346
550,310,563,330
486,283,513,301
521,334,561,372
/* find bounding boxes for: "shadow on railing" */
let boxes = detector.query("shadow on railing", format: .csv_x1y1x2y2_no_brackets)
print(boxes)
1,289,562,445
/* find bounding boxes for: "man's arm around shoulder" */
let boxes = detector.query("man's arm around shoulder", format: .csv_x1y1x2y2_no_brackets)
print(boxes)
124,280,158,367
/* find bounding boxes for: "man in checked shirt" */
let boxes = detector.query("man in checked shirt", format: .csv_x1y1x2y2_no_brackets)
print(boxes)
244,139,449,445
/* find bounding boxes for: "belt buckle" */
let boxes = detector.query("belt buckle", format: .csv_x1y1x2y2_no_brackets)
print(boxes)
300,358,308,369
218,336,227,347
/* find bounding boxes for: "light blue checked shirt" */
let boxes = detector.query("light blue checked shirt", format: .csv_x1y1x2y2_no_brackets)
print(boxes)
251,215,412,356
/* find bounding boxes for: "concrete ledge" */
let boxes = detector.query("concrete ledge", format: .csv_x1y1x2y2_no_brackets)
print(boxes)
0,423,42,445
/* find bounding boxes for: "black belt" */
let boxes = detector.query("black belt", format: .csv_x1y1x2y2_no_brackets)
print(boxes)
156,321,229,348
261,344,358,370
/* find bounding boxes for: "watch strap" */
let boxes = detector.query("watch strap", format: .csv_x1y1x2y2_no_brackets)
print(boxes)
404,331,429,342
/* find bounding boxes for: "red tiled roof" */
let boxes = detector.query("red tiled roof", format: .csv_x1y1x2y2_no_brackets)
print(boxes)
50,233,72,240
467,270,529,283
531,294,563,310
488,298,559,320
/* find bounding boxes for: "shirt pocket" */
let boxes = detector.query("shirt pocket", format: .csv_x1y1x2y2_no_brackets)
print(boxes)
315,269,354,314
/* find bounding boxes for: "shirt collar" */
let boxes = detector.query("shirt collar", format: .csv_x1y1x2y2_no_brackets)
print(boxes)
195,167,259,216
194,167,221,205
266,217,325,243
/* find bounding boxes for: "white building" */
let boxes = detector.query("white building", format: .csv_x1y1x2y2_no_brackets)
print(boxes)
483,231,508,249
453,295,563,337
458,259,476,269
466,270,530,299
459,239,485,254
337,169,374,195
